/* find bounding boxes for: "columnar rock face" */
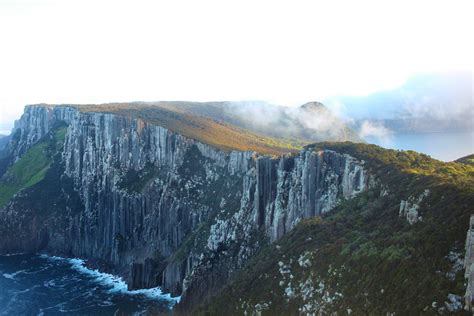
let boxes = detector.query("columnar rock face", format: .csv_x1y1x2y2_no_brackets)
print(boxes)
0,105,372,306
464,215,474,311
265,150,368,241
8,105,77,159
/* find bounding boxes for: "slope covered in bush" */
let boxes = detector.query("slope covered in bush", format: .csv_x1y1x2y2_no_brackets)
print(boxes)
197,143,474,315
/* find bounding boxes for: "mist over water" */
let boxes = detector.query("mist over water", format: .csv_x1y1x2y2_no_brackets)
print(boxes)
0,254,178,315
324,72,474,161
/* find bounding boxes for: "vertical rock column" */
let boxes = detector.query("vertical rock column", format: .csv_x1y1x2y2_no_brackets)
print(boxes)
464,215,474,311
254,157,278,228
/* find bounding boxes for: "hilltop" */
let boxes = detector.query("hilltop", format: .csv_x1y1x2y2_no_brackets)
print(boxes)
456,154,474,166
33,101,360,155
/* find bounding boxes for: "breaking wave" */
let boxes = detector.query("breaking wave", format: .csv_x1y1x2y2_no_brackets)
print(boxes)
40,254,180,305
2,269,28,280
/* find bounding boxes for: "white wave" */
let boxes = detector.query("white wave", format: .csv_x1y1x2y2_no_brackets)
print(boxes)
41,254,180,306
39,254,63,261
2,273,14,280
11,285,41,295
0,252,26,257
2,269,28,280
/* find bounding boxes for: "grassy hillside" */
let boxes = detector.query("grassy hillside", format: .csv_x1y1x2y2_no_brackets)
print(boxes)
0,123,67,208
197,143,474,315
456,154,474,166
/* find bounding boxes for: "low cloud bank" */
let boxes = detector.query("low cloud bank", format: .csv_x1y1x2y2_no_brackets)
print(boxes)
223,101,353,142
358,120,394,146
325,71,473,134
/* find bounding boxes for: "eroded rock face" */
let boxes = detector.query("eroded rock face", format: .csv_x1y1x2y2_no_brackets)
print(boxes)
7,105,77,160
464,215,474,311
0,105,372,307
264,150,369,242
399,189,430,225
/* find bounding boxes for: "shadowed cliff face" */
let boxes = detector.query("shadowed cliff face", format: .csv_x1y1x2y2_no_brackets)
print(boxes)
0,105,371,309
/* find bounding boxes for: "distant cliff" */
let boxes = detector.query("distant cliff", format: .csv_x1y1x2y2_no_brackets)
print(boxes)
0,105,369,305
0,104,472,315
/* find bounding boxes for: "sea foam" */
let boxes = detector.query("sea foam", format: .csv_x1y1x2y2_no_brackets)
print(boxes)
40,254,181,306
2,269,28,280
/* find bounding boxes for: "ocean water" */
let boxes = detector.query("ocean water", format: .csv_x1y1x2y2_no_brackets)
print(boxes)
365,131,474,162
0,254,179,315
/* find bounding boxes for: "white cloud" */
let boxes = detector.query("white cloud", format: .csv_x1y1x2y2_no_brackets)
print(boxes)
359,120,394,146
0,0,472,130
225,101,347,139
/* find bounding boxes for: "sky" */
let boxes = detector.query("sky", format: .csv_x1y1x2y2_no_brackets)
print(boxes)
0,0,472,133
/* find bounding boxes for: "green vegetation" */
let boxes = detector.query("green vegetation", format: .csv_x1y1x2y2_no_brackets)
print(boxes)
0,134,83,252
12,149,83,218
310,142,474,189
457,154,474,166
197,143,474,315
0,123,67,208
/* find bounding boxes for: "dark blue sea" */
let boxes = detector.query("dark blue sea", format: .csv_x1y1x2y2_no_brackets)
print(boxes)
0,254,179,315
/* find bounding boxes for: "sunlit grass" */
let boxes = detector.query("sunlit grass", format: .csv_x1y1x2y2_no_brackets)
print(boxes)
0,125,67,208
36,103,304,155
